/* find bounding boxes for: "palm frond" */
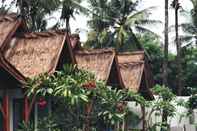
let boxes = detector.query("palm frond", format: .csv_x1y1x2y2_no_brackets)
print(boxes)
135,26,161,38
168,23,197,34
136,19,162,26
180,23,197,34
125,6,156,26
179,35,194,43
170,35,194,45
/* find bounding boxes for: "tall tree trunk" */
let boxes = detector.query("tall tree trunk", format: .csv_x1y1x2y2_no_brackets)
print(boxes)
18,0,26,20
161,0,169,130
66,17,71,33
175,0,183,96
163,0,169,87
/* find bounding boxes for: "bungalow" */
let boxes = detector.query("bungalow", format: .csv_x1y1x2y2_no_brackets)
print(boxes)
117,51,154,100
0,14,75,131
74,48,124,88
0,13,155,131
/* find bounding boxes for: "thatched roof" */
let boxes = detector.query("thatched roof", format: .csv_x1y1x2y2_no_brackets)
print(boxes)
75,48,117,81
0,13,22,50
3,31,75,78
0,52,26,84
118,51,154,95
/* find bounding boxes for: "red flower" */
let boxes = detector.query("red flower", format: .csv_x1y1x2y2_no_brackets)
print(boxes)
82,81,96,90
38,98,47,109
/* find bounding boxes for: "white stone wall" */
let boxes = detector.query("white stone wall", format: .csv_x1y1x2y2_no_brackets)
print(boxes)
127,96,197,130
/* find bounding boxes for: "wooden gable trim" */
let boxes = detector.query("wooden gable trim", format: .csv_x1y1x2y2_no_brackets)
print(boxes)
0,52,26,84
105,50,116,84
65,32,76,64
113,54,125,88
0,18,23,51
2,90,9,131
55,32,77,72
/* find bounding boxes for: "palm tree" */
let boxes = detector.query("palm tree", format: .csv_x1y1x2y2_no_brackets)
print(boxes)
172,0,183,96
16,0,60,31
60,0,88,32
87,0,160,51
163,0,169,87
178,0,197,47
161,0,169,129
0,0,11,14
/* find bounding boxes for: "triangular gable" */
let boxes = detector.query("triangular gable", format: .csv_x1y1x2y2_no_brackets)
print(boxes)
0,52,26,86
74,48,123,86
118,62,144,92
0,13,23,50
3,31,75,78
118,51,154,99
75,49,115,81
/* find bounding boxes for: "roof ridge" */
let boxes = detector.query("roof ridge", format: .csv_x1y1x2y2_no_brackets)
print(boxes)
75,48,115,54
0,13,19,22
16,30,66,38
118,51,145,55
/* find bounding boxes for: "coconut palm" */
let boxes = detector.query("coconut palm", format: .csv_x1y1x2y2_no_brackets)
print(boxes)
0,0,11,14
87,0,160,51
60,0,88,32
163,0,169,87
178,0,197,47
16,0,60,31
172,0,183,96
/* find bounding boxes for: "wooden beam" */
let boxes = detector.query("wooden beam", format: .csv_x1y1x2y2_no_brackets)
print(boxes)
23,94,36,124
23,96,29,123
0,101,5,119
85,101,93,131
3,91,9,131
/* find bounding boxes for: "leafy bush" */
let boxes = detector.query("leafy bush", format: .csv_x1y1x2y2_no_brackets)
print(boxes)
23,65,139,131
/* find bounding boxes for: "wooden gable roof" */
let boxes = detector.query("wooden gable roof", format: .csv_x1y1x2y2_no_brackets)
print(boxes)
0,52,26,85
0,13,23,50
118,51,154,99
75,48,124,87
3,31,75,78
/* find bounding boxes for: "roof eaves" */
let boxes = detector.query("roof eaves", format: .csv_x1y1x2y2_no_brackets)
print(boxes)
0,17,23,51
113,54,125,88
0,52,26,84
48,31,76,74
104,49,116,84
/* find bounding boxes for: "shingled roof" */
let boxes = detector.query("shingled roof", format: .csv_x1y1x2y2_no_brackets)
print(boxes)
3,31,75,78
75,48,124,87
0,13,23,50
118,51,154,99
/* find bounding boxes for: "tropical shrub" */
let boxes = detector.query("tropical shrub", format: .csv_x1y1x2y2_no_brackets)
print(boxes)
22,65,140,131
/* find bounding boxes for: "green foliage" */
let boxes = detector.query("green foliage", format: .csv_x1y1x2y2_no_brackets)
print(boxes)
23,65,186,131
147,85,177,130
137,33,197,95
17,121,34,131
60,0,88,30
187,87,197,110
86,0,160,51
137,33,164,84
18,117,61,131
16,0,60,31
24,65,139,130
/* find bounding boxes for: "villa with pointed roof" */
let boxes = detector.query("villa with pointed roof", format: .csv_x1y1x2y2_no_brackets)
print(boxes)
0,13,155,131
